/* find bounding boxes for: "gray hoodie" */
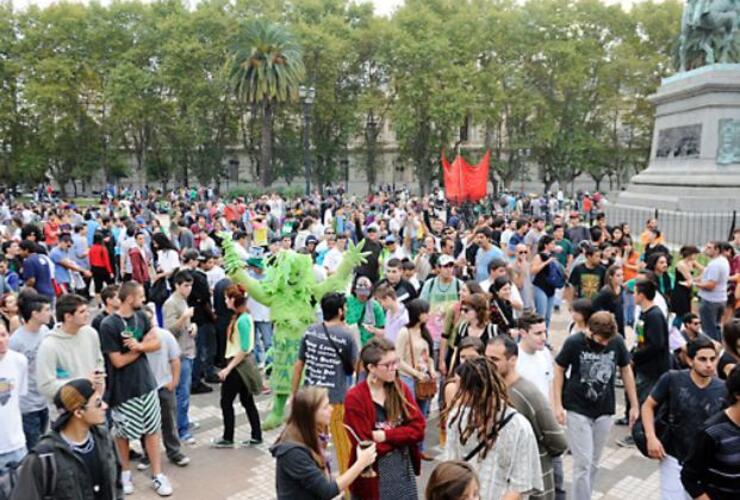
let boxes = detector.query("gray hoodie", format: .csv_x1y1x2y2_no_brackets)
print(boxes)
36,325,105,402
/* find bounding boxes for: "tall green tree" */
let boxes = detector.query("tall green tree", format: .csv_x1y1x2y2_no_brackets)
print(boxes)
229,19,305,187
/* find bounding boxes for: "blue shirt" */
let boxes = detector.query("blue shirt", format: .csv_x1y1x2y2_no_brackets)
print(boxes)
72,234,89,270
50,246,72,284
86,220,99,246
475,245,505,282
22,253,55,298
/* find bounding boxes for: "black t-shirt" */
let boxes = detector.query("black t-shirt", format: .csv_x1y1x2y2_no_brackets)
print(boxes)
376,278,418,304
650,370,726,462
680,411,740,499
532,252,556,297
718,351,737,380
568,263,605,300
633,305,670,381
592,286,625,336
67,433,107,500
555,331,630,418
99,311,157,407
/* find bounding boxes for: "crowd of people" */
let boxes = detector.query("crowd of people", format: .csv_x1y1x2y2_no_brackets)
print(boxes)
0,184,738,500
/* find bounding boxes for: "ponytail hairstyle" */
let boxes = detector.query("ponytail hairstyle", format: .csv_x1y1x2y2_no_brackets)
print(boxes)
360,337,415,424
225,284,247,341
444,357,509,459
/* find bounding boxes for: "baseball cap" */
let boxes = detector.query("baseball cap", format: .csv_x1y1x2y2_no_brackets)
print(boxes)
438,255,455,267
52,378,96,431
305,235,319,245
385,235,396,244
246,257,265,270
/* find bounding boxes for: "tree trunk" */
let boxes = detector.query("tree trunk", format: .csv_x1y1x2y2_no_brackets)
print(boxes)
260,99,273,187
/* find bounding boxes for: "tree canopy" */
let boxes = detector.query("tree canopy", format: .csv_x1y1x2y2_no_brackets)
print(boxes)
0,0,682,195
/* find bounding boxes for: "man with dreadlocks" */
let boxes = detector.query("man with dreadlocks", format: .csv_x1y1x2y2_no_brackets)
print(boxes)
443,357,543,500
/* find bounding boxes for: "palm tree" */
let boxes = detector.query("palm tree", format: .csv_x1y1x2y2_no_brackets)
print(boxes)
229,20,304,187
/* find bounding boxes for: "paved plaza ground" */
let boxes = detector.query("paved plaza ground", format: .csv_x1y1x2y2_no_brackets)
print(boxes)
128,307,661,499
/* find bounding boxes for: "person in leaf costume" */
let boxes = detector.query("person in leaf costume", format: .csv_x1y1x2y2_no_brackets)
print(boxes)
221,233,367,429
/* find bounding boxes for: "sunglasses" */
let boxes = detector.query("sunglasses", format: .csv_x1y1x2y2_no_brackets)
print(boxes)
442,263,455,268
518,251,529,255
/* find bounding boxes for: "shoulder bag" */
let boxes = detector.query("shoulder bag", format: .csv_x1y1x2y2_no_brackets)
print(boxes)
409,332,436,400
464,409,516,461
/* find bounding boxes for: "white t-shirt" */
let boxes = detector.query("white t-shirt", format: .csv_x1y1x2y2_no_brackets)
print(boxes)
323,248,343,275
206,266,226,290
157,249,181,274
516,347,554,402
0,350,29,453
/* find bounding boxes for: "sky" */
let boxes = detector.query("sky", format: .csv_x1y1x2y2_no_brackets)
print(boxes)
11,0,642,16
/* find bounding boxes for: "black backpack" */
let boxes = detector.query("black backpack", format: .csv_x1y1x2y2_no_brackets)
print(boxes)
0,442,57,500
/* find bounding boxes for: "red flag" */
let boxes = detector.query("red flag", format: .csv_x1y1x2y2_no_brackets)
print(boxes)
441,149,490,203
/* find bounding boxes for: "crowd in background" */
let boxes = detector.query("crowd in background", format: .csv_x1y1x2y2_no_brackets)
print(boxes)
0,184,738,500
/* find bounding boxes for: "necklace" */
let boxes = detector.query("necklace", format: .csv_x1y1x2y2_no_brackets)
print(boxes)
436,278,453,293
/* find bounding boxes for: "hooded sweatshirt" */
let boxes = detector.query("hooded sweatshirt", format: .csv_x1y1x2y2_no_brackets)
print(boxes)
270,441,340,500
36,325,105,402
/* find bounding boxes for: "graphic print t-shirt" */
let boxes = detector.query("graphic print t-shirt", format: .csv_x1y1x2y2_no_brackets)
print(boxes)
100,311,157,407
556,332,630,418
568,264,606,300
0,350,28,453
298,323,358,404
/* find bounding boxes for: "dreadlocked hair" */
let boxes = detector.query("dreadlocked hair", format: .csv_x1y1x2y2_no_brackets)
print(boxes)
360,337,415,424
443,357,510,460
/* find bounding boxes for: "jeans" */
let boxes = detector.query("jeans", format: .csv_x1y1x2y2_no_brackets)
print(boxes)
22,408,49,450
660,455,692,500
253,321,274,365
623,290,635,329
176,357,194,439
192,322,216,384
534,285,555,330
566,412,613,500
699,299,725,342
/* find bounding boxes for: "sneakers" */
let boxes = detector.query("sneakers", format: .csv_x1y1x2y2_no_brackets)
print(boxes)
240,438,263,446
136,456,150,471
211,439,235,448
122,471,134,495
616,435,635,448
181,434,196,445
152,473,173,497
188,421,201,431
171,454,190,467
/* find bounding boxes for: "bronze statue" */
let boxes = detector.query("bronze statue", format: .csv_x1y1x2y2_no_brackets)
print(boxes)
678,0,740,71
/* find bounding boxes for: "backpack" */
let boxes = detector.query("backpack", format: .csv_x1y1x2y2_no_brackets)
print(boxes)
545,261,567,289
0,441,56,500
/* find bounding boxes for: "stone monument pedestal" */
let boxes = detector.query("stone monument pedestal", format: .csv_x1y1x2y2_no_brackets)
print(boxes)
609,64,740,244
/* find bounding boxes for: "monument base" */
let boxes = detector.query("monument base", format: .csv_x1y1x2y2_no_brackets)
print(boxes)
609,64,740,244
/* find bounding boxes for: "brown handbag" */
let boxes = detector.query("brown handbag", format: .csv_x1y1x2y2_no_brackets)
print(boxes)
408,331,436,400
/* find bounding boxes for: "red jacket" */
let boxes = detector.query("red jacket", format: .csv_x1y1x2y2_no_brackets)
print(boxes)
88,244,112,274
343,380,425,499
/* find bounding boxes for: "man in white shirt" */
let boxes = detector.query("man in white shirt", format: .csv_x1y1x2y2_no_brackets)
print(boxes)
323,233,346,276
516,312,554,401
0,323,29,474
696,241,730,342
479,258,524,313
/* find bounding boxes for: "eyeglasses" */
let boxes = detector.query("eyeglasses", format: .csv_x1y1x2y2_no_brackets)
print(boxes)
376,360,398,369
461,307,472,312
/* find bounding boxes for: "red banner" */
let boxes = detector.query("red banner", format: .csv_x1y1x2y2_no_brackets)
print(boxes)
442,149,490,203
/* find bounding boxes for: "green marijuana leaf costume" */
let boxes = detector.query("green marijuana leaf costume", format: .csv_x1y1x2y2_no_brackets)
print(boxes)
221,233,367,429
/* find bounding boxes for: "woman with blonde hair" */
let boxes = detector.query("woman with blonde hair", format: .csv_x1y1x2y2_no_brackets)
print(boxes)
271,387,377,500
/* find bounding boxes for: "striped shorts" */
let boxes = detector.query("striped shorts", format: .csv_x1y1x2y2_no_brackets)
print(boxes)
111,390,161,441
